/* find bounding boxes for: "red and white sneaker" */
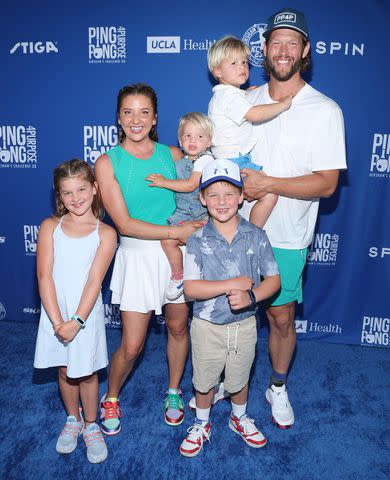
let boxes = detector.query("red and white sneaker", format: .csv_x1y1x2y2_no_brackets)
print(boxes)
179,420,211,457
265,384,294,429
100,394,122,436
229,414,267,448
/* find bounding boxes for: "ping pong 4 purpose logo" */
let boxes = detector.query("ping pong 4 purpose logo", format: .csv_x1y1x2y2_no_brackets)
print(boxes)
361,316,389,347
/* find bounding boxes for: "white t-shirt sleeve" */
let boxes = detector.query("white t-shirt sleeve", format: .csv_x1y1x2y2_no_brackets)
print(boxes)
310,103,347,171
193,153,214,172
222,89,253,126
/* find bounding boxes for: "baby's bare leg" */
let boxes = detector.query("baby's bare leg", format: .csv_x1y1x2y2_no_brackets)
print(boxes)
249,193,278,228
161,238,183,274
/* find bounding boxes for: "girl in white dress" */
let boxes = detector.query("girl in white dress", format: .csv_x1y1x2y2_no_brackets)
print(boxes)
34,159,117,464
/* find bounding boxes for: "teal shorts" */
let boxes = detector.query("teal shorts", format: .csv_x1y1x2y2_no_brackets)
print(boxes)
267,247,308,307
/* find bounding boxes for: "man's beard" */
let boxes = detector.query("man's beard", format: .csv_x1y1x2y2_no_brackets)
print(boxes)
263,55,303,82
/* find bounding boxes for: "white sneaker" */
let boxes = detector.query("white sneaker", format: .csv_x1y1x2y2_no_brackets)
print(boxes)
83,423,108,464
188,382,228,410
179,420,211,457
166,278,184,301
265,384,294,429
56,415,83,454
229,414,267,448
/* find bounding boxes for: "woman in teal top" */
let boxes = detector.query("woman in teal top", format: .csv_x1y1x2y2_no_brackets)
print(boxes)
95,84,198,435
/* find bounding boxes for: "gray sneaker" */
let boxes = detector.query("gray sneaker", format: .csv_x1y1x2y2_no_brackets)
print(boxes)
83,423,108,464
56,415,83,454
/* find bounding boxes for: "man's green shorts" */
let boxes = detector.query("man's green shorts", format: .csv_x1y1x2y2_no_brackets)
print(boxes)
267,247,308,307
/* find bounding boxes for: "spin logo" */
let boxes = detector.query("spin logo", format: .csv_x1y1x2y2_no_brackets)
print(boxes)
24,225,39,255
368,247,390,259
361,316,389,347
0,126,37,169
0,237,5,244
242,23,267,67
307,233,339,265
0,303,6,321
104,303,121,328
83,126,118,164
88,26,126,63
369,134,390,178
10,41,58,55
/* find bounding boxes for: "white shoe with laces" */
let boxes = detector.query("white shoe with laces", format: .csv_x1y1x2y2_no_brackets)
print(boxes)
188,382,228,410
229,414,267,448
265,384,295,429
83,423,108,463
166,277,184,301
179,420,211,457
56,415,84,454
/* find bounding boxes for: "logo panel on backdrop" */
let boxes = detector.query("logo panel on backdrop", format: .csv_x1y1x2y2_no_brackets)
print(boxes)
0,303,6,321
83,126,118,164
307,233,340,266
88,26,126,63
10,42,58,55
242,23,267,67
24,225,39,256
369,134,390,178
361,316,389,347
0,126,37,169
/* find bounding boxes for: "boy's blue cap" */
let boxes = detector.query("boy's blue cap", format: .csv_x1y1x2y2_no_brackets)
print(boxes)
200,159,243,190
263,8,309,39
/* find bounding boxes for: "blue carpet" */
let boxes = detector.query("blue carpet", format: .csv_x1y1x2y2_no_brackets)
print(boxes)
1,320,389,480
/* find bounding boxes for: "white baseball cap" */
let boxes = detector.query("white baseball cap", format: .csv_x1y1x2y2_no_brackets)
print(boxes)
200,159,243,190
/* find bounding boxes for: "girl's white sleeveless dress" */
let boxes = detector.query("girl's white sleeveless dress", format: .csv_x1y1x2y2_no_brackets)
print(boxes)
34,218,108,378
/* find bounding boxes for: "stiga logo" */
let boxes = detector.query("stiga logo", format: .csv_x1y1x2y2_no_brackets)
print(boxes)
83,126,117,164
242,24,267,67
295,320,307,333
88,27,126,63
369,134,390,178
361,316,389,347
104,303,121,328
147,36,180,53
0,303,6,321
10,41,58,55
24,225,39,255
307,233,339,265
0,126,37,169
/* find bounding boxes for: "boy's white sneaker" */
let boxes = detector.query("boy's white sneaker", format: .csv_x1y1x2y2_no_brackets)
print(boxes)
83,423,108,464
265,384,294,429
188,382,228,410
179,420,211,457
229,414,267,448
56,415,83,454
166,278,184,301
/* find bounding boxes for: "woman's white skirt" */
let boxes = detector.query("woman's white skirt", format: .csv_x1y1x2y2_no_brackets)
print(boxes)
110,237,185,314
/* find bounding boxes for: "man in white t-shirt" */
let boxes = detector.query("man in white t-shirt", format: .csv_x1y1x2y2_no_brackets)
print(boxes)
241,7,347,429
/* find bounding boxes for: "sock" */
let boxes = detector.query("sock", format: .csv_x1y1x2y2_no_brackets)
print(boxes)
195,407,211,425
106,396,118,403
168,388,179,395
231,401,247,419
269,369,287,388
171,271,183,280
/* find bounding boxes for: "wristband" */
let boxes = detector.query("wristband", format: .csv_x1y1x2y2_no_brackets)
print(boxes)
71,314,86,329
247,289,258,309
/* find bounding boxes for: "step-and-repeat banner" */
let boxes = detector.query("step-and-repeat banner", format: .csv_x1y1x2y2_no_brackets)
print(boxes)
1,0,389,347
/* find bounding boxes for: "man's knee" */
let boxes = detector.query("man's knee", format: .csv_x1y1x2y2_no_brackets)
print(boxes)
268,304,295,337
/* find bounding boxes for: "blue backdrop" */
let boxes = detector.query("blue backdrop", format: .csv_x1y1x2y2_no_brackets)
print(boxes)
1,0,389,347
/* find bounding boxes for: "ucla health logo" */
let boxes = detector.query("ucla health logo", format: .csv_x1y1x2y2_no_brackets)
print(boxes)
0,303,6,321
24,225,39,255
242,23,267,67
361,315,389,347
369,133,390,178
10,41,58,55
88,27,126,63
0,126,37,169
83,126,118,164
307,233,339,266
104,303,121,328
295,320,307,333
147,36,181,53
